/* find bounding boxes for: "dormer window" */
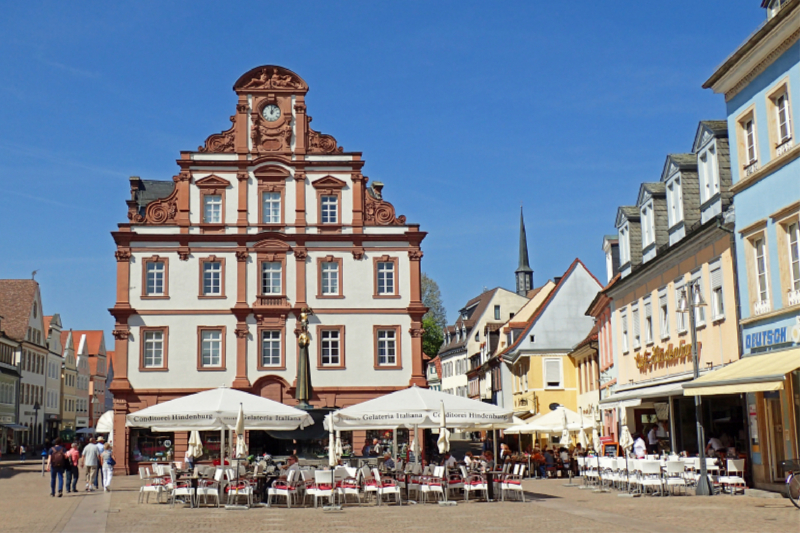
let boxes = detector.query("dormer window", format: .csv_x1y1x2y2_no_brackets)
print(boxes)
667,177,683,227
766,0,789,19
641,203,655,246
619,226,630,265
698,145,719,203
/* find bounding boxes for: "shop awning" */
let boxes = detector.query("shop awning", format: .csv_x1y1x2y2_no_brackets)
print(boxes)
599,380,689,409
2,424,28,431
683,348,800,396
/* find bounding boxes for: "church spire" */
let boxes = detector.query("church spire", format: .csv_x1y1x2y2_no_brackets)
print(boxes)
515,207,533,296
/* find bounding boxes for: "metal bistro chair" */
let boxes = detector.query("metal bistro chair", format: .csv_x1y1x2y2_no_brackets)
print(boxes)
168,469,196,508
372,467,402,506
459,465,488,502
138,466,163,504
268,470,300,508
719,459,746,495
639,461,664,496
196,467,224,507
419,466,446,504
501,464,526,502
311,470,337,508
664,460,687,496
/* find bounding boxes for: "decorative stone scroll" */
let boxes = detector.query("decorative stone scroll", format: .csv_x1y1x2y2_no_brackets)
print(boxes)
143,188,179,225
199,115,236,153
307,117,343,154
364,189,406,226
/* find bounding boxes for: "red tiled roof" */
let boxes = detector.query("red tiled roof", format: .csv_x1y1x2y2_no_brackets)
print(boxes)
0,280,38,342
72,331,105,355
44,315,53,333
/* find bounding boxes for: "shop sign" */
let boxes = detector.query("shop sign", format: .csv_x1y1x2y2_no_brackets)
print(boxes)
635,342,695,372
0,415,13,424
745,327,787,350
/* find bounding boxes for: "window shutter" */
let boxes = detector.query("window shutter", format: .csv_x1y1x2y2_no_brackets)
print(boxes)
632,308,640,338
659,292,667,308
545,359,561,386
710,264,722,289
644,301,652,319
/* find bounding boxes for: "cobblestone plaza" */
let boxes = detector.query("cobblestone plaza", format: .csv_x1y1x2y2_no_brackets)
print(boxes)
3,464,797,533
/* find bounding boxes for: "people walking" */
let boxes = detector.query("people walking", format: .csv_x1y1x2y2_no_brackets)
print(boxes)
79,438,100,491
101,443,115,492
95,437,106,490
65,443,80,493
19,444,26,462
46,438,67,497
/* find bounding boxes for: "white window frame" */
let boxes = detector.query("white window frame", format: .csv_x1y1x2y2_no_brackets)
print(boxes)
775,92,792,144
619,226,630,264
788,222,800,292
710,260,725,320
659,289,670,340
691,270,706,327
620,310,629,353
143,330,164,368
321,195,338,224
675,281,687,334
644,298,653,344
203,261,222,296
744,118,758,165
667,177,683,226
376,329,397,366
321,262,339,296
261,262,282,295
543,357,564,390
632,305,641,349
754,237,770,304
260,331,281,367
262,192,281,224
377,262,395,295
320,330,340,366
145,261,165,296
203,194,222,224
201,329,222,367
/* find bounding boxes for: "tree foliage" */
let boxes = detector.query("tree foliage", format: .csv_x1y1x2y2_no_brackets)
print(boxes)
421,273,447,356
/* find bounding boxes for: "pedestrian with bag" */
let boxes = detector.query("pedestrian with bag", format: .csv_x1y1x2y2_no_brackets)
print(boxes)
46,438,67,497
101,443,115,492
65,443,80,493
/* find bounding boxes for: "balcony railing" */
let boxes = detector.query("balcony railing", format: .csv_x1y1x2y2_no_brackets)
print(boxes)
776,137,794,157
255,295,288,307
754,299,772,316
788,289,800,307
744,160,760,177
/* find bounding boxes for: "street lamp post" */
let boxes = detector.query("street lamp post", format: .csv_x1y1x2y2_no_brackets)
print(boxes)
32,401,40,447
678,281,713,496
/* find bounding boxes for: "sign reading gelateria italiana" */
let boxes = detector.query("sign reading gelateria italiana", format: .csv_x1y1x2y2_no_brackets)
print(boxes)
634,342,699,372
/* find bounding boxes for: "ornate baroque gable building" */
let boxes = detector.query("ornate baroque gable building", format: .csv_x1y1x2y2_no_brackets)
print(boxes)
109,66,427,472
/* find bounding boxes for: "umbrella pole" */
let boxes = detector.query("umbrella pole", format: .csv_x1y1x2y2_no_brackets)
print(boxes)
392,429,398,461
220,429,225,466
492,429,497,466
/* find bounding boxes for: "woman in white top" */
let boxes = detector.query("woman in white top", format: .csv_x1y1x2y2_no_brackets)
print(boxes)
633,434,647,459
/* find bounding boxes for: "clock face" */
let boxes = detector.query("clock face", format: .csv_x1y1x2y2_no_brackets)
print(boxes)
262,104,281,122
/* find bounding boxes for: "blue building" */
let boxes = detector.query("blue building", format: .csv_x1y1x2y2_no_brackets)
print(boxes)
699,0,799,490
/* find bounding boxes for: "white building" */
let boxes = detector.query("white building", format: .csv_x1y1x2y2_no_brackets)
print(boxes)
108,65,428,473
44,315,63,443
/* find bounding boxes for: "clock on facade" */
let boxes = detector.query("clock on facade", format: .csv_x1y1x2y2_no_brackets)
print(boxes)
262,104,281,122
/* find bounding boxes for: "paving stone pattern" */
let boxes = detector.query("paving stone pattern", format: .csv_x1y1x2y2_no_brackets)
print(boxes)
2,464,798,533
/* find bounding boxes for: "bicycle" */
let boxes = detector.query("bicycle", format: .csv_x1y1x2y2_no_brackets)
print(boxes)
781,460,800,509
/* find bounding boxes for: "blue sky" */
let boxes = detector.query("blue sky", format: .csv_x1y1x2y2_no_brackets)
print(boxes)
0,1,763,338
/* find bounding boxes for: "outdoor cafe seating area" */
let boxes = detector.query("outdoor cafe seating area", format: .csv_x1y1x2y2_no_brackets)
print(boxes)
136,456,530,508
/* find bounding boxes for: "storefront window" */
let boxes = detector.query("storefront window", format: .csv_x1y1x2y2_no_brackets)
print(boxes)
130,429,175,463
199,431,221,461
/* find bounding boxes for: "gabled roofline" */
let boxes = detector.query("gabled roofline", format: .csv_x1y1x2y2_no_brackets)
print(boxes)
660,154,697,182
615,206,640,229
501,258,601,363
636,182,666,207
692,120,729,153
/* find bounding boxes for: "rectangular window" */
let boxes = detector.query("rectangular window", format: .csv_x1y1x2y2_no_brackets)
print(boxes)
321,195,338,224
143,330,165,368
744,119,757,164
644,300,653,344
203,194,222,223
754,238,769,303
776,93,792,143
691,271,706,326
320,330,340,366
659,290,669,339
675,283,687,333
710,261,725,319
261,262,282,295
788,222,800,291
203,261,222,296
376,329,397,366
200,329,222,368
262,192,281,224
377,262,395,295
260,331,281,367
145,261,165,296
621,311,629,353
543,358,562,389
321,262,339,295
494,305,500,321
632,306,641,349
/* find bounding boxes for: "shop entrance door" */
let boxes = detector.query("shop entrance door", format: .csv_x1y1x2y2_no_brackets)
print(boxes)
765,396,785,482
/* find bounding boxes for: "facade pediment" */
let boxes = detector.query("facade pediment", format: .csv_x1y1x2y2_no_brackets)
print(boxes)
311,176,347,190
636,182,666,207
252,238,292,252
692,120,728,153
233,65,308,93
660,154,697,182
615,206,640,228
194,175,231,189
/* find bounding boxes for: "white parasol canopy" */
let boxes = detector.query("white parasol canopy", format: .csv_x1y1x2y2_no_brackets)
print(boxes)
335,431,344,459
505,407,590,434
578,428,588,449
126,387,314,431
437,401,450,454
560,408,570,445
619,408,634,452
325,386,513,431
96,410,114,444
234,403,248,457
187,430,203,459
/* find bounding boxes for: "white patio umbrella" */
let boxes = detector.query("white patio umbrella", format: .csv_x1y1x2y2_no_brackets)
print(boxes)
326,385,513,431
618,408,634,453
437,401,450,454
560,408,570,446
335,431,344,459
96,410,114,445
234,403,248,457
578,428,588,449
187,430,203,459
328,429,337,467
126,387,314,431
505,407,586,434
